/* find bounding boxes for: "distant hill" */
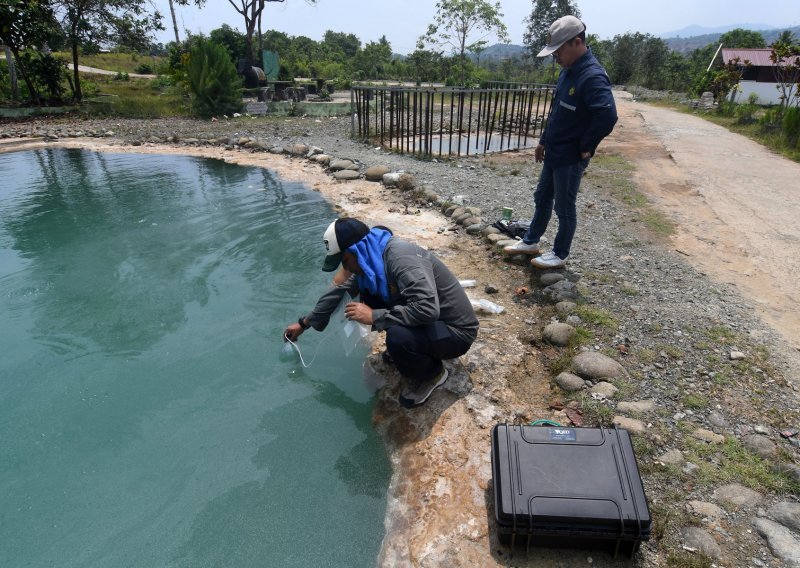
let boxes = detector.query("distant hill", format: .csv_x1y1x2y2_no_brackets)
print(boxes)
471,43,527,62
457,24,800,62
660,23,777,38
664,25,800,53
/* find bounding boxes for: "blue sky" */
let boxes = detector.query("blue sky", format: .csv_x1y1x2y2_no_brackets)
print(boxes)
152,0,799,54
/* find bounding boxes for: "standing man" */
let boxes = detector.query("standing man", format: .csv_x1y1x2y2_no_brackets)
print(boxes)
504,15,617,268
284,218,479,408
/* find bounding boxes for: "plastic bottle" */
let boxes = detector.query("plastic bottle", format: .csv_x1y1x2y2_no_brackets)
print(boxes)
478,299,505,314
279,340,300,362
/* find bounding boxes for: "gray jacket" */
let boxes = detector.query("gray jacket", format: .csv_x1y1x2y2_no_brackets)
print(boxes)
305,238,479,344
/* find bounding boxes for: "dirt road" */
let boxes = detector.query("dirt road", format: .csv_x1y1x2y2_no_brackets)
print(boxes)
603,92,800,352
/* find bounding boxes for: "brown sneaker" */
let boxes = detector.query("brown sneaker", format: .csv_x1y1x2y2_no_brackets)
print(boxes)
399,367,449,408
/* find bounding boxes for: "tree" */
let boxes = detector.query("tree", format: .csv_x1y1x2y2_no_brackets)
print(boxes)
186,37,242,117
226,0,317,66
353,36,392,80
167,0,206,44
408,49,444,84
769,39,800,115
717,28,765,49
53,0,163,102
322,30,360,64
209,23,247,64
0,0,61,104
418,0,509,86
523,0,580,58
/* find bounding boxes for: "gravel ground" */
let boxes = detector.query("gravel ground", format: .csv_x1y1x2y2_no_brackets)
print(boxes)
3,111,799,566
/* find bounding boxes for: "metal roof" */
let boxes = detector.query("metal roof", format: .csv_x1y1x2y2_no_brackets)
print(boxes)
722,48,799,67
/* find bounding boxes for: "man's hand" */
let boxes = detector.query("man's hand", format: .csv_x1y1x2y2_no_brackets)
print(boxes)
580,151,592,160
344,302,373,325
534,144,545,163
284,323,304,342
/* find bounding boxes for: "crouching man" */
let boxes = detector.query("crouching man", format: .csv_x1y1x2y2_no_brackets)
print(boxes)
284,218,479,408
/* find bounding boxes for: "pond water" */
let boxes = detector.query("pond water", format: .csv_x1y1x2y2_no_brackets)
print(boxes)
0,149,390,567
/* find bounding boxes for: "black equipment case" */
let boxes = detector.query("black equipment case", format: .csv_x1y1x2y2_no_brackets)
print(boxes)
491,423,652,558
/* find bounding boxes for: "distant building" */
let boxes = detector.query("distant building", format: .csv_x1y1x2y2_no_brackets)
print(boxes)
722,48,799,105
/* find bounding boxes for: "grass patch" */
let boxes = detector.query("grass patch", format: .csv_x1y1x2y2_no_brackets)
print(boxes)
54,51,166,74
706,325,737,343
587,154,677,238
573,305,618,330
682,438,800,495
667,552,713,568
682,393,709,410
576,393,614,426
82,76,188,118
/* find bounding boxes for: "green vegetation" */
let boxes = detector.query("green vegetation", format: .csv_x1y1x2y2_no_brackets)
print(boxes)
573,305,618,330
683,438,800,495
54,51,166,75
585,155,677,238
185,38,243,118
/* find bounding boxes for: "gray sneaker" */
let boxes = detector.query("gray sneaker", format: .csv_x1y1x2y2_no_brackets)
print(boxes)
399,367,449,408
503,240,543,255
531,251,567,269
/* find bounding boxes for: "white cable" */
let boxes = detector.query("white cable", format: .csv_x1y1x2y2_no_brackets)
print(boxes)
283,332,334,368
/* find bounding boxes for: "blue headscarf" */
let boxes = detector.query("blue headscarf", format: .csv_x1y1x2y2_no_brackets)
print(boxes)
347,228,392,302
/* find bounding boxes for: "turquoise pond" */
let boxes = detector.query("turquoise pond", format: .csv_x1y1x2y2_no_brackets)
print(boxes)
0,149,391,567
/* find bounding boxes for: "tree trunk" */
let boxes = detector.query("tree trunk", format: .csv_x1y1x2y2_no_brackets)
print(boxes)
71,36,82,102
3,44,18,101
168,0,180,44
9,45,41,105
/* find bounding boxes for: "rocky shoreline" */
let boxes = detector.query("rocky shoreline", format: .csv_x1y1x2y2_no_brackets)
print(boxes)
2,111,799,567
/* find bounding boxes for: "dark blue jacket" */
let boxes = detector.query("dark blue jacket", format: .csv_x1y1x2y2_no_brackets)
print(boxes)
541,48,617,167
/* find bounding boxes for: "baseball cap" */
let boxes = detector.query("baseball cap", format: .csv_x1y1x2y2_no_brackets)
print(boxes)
537,15,586,58
321,218,369,272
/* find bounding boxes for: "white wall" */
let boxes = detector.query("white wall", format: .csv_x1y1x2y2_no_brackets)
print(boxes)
731,80,797,105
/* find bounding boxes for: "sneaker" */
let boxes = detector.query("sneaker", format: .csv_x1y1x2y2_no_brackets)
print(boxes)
399,367,449,408
503,240,543,255
531,251,567,269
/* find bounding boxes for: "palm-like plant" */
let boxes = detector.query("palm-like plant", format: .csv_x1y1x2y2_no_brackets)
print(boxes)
186,37,243,118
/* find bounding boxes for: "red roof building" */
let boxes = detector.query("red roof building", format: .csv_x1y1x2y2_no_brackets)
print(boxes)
721,48,799,105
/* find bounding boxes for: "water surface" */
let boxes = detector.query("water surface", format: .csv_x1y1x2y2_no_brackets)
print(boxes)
0,149,390,567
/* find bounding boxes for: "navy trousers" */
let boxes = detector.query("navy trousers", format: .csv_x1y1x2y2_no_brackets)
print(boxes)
362,293,471,382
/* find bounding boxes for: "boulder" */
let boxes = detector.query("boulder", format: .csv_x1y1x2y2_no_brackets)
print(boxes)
554,372,587,392
332,170,360,181
754,518,800,566
612,416,646,434
572,352,625,382
742,434,778,460
680,527,722,559
365,165,391,181
543,323,575,347
329,159,358,171
590,381,618,399
616,400,656,415
712,484,763,507
290,143,309,155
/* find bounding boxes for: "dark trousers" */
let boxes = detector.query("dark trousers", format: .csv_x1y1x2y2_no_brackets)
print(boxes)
523,159,589,259
363,293,472,382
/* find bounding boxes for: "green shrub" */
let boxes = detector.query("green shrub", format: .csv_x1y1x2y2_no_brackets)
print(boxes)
185,37,243,118
134,63,154,74
759,106,781,127
783,107,800,148
734,93,759,124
